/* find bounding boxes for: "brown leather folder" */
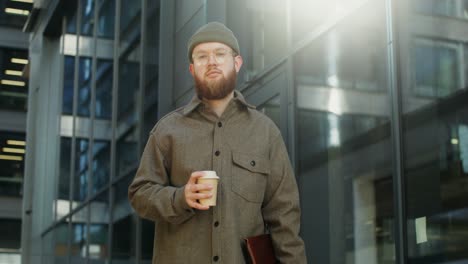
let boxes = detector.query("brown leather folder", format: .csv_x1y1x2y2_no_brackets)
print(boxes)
244,234,277,264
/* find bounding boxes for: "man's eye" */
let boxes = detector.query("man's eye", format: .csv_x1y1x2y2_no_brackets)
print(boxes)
197,55,208,60
216,52,227,57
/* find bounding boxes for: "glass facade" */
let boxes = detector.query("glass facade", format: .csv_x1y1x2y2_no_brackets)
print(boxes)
0,129,24,261
23,0,468,263
0,0,32,29
400,0,468,262
0,47,29,112
36,0,160,263
0,2,33,264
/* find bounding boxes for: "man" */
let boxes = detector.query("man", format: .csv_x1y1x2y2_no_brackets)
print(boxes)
128,21,306,263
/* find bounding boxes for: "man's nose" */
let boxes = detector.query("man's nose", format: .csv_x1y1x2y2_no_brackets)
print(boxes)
207,54,218,64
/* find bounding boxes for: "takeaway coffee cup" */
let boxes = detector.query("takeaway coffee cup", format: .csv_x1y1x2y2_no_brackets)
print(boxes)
197,171,219,206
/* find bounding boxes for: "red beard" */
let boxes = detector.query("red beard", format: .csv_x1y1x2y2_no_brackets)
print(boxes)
194,66,237,100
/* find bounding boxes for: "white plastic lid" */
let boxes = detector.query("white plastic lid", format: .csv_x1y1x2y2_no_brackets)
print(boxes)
200,170,219,179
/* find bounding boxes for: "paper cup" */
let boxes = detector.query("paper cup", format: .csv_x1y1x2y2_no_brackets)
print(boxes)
197,171,219,206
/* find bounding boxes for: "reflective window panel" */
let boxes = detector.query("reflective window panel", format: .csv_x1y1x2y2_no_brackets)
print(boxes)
141,1,160,137
91,140,110,195
231,0,287,78
97,0,115,39
66,3,78,34
400,0,468,262
73,138,89,208
141,219,155,262
413,0,468,19
70,208,88,263
143,0,159,100
116,128,138,178
77,57,92,117
0,0,32,28
258,95,281,130
52,221,70,263
95,59,113,120
62,56,75,115
291,0,369,44
0,219,21,263
51,221,70,264
111,175,136,263
118,53,140,121
0,131,26,197
57,137,72,219
0,47,29,112
89,191,109,263
81,0,95,37
413,39,459,98
0,218,21,250
120,0,141,43
294,1,395,263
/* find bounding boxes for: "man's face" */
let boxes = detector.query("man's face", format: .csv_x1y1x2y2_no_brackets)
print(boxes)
189,42,243,100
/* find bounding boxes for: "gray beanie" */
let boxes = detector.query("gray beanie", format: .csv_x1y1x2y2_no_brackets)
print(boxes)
187,22,240,61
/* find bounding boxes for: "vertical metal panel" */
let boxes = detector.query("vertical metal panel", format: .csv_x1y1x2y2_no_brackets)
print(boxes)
285,0,297,170
386,0,407,263
108,0,122,260
175,0,205,32
55,15,68,264
84,0,100,261
158,0,176,117
205,0,226,22
135,1,147,262
68,0,82,262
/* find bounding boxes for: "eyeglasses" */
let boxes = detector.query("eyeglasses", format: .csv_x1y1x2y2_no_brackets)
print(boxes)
192,49,234,66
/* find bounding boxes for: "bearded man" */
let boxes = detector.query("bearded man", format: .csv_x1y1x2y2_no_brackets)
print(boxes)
128,22,306,264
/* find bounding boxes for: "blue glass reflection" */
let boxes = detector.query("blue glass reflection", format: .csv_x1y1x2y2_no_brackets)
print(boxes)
414,0,458,18
81,0,95,36
78,58,92,117
98,0,115,38
92,140,110,194
63,56,75,115
96,60,113,119
74,139,89,202
413,40,458,98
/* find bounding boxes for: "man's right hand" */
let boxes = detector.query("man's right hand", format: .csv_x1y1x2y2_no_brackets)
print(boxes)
184,171,213,210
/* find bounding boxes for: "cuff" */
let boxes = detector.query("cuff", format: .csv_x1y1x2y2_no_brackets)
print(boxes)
174,185,195,214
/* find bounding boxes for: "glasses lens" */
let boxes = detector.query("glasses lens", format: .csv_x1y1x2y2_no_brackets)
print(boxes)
193,50,231,65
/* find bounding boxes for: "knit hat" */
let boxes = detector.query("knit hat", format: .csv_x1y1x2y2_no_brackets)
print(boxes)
187,22,240,62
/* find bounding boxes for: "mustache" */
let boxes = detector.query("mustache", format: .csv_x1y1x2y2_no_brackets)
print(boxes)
205,67,222,76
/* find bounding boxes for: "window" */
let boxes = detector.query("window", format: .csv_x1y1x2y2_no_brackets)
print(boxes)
413,0,468,19
0,131,25,197
413,39,460,98
294,1,395,262
0,47,28,112
229,0,287,79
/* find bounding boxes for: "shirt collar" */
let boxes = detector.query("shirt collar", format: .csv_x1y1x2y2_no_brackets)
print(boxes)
182,90,255,116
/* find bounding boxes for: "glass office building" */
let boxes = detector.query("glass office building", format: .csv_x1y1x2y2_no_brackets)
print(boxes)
0,0,31,263
22,0,468,263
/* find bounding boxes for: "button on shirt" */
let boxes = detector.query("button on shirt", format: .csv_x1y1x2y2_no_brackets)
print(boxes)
128,91,306,264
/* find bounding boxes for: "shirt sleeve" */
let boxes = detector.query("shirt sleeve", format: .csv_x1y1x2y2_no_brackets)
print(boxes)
128,132,195,225
262,133,307,264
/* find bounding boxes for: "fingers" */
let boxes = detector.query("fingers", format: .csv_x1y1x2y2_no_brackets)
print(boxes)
184,171,213,210
188,171,204,183
186,197,210,211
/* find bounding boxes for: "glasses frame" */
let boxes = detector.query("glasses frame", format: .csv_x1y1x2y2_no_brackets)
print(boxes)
191,48,237,66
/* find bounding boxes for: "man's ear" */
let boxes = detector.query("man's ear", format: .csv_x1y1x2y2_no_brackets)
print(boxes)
234,56,243,73
189,63,195,76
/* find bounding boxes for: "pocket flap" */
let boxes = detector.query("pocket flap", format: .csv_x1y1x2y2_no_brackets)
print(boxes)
232,151,270,175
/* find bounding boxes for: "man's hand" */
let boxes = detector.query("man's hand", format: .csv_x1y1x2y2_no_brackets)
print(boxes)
184,171,213,210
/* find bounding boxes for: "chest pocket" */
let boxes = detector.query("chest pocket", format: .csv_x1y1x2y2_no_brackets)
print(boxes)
231,151,270,203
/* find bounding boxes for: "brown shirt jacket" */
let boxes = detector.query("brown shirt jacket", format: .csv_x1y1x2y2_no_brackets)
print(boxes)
128,91,307,263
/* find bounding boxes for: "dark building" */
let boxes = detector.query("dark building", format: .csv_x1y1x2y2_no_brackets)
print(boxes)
0,0,31,263
14,0,468,263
